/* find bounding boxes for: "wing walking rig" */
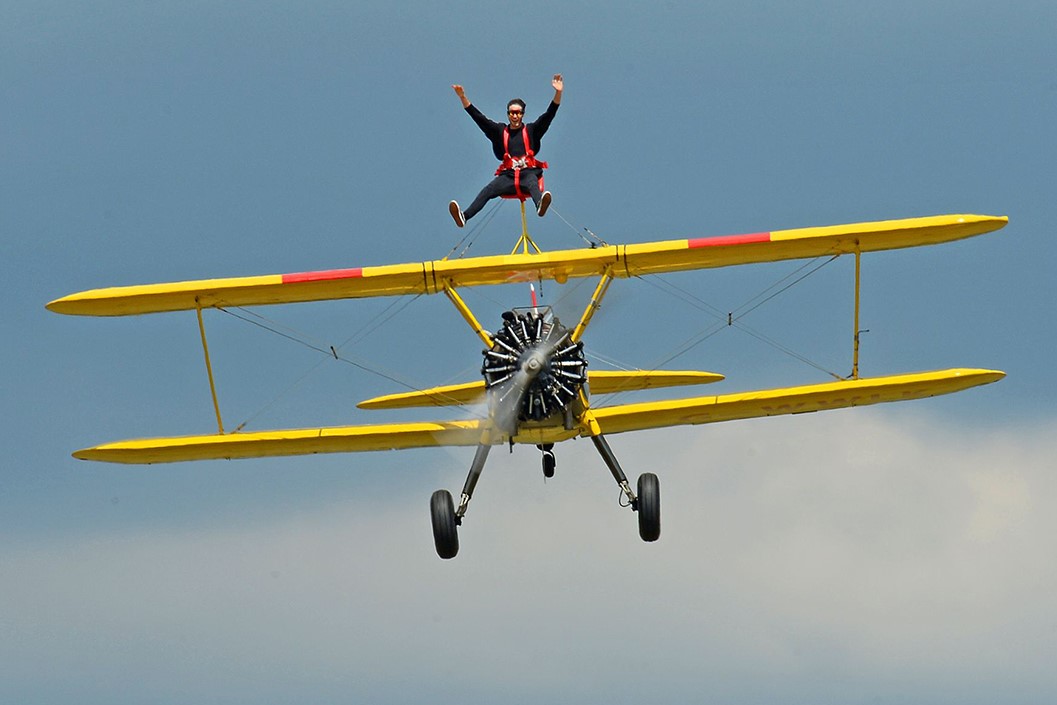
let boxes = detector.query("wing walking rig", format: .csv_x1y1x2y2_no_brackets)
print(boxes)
48,213,1008,558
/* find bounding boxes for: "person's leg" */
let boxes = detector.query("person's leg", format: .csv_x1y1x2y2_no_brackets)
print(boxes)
464,174,515,220
520,169,543,208
520,169,551,216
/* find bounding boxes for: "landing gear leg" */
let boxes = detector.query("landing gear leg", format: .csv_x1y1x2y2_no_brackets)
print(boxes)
431,442,491,559
456,442,491,521
591,434,661,542
591,434,637,507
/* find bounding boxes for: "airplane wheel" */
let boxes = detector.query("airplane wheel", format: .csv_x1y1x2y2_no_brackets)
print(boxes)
637,473,660,542
430,490,459,559
542,450,556,478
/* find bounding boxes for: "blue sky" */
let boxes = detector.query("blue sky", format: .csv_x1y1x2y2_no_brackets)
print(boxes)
3,1,1056,703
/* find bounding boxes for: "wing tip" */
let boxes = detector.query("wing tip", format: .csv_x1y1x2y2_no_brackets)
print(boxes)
46,296,77,315
72,447,108,462
960,368,1006,385
46,291,126,317
961,213,1009,231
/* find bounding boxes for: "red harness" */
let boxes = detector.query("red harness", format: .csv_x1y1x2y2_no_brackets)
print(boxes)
496,126,548,200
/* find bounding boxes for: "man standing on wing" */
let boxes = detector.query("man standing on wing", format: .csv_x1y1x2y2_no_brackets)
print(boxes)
449,74,563,227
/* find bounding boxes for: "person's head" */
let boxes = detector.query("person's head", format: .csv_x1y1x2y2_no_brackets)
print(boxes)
506,99,526,128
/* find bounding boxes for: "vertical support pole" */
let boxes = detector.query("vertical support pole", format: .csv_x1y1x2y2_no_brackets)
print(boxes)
510,200,542,255
195,300,225,434
852,248,862,380
519,199,529,252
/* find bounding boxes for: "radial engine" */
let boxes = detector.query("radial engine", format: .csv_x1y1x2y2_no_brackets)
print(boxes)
480,307,588,429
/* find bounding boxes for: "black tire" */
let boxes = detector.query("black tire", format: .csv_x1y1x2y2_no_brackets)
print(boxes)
430,490,459,559
542,450,556,478
637,473,660,542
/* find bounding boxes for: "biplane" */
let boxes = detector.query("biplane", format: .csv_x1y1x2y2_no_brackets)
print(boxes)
48,212,1007,558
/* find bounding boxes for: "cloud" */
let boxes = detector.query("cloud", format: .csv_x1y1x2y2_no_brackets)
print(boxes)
3,409,1056,703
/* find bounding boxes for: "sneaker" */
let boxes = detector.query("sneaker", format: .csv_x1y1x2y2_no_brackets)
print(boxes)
537,191,552,217
449,200,466,228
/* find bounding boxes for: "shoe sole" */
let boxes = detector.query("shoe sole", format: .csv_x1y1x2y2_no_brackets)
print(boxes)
537,192,552,217
449,201,465,227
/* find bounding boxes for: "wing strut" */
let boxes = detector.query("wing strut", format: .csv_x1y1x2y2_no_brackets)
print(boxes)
195,299,225,434
852,248,863,379
442,282,494,348
571,267,615,342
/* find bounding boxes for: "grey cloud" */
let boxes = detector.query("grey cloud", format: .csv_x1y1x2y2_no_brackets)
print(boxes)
3,410,1055,704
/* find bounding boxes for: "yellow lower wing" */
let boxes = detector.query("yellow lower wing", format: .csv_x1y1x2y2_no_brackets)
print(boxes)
589,370,725,394
590,368,1004,434
73,368,1002,464
356,370,726,410
75,420,489,464
357,381,486,409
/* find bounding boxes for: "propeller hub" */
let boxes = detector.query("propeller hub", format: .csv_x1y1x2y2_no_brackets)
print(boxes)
524,353,543,374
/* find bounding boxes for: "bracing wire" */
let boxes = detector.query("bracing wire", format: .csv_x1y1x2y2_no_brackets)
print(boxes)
640,255,841,369
443,200,503,260
219,295,421,385
584,349,636,372
728,324,844,380
730,255,840,320
549,205,608,248
592,255,846,408
226,354,330,433
217,292,490,431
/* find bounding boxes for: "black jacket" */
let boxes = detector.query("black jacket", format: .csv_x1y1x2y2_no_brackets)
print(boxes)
465,101,560,160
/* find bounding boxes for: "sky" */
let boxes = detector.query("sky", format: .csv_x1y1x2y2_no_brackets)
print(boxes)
3,0,1056,702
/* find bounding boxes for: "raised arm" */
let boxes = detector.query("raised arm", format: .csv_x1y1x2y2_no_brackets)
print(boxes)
452,84,471,109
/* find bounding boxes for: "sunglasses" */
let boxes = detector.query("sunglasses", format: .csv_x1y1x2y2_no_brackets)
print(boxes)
508,109,523,115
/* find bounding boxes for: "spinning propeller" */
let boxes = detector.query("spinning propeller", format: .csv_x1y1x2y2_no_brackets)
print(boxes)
481,308,587,435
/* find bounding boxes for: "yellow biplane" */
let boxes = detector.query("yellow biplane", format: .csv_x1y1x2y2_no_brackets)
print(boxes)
48,212,1007,558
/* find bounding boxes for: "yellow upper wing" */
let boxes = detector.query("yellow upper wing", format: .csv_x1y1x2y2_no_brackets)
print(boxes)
47,214,1006,316
73,368,1003,464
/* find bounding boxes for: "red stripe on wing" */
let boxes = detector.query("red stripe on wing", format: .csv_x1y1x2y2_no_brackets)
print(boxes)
282,268,364,284
688,232,772,248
